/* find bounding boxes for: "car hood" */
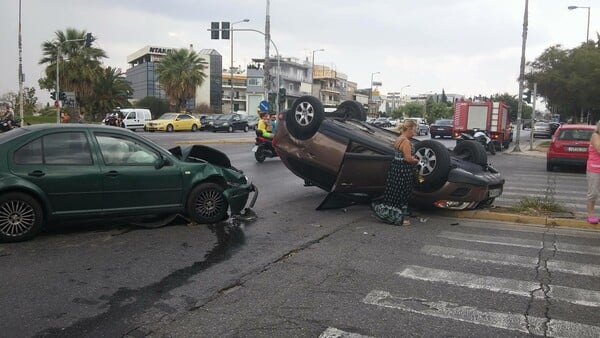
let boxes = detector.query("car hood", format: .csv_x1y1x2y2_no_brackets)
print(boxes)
168,145,231,168
148,119,175,124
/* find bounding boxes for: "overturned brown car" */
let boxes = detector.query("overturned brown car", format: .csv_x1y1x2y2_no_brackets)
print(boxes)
273,96,504,210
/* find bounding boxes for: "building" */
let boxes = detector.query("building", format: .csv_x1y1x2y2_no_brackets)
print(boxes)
313,65,353,108
125,46,173,101
222,68,247,113
125,46,223,113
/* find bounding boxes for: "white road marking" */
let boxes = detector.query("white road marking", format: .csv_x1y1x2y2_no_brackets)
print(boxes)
454,222,600,239
397,265,600,307
319,327,373,338
363,290,600,337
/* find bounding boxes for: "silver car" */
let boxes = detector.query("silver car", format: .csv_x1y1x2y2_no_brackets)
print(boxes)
533,122,552,138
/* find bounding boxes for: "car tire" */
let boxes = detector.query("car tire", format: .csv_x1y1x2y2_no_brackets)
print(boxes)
255,147,266,163
228,126,233,133
166,124,174,132
0,192,43,243
546,161,554,172
244,125,249,132
488,141,496,155
414,140,451,190
143,126,148,132
191,124,198,132
286,95,324,140
187,183,228,224
453,140,488,166
335,100,367,121
477,198,495,209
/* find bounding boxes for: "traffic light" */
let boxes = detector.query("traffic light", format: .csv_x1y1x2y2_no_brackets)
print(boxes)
210,22,219,39
50,91,56,100
523,89,531,103
221,21,230,39
85,32,94,47
59,92,66,101
278,88,286,106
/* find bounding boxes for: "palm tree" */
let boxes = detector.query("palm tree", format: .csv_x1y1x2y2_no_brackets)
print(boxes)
89,67,133,121
156,48,206,112
38,28,107,102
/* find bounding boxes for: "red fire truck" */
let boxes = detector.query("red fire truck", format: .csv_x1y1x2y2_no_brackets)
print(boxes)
452,100,513,150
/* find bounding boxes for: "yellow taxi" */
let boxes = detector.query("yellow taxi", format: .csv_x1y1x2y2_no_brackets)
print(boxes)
144,113,201,132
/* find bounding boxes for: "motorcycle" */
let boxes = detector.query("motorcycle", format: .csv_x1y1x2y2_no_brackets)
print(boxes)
456,129,496,155
252,130,278,162
0,117,21,132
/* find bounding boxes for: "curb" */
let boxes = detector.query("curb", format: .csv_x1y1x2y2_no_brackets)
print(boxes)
437,209,600,230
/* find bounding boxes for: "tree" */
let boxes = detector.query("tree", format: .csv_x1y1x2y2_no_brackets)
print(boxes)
88,67,133,121
400,102,425,118
1,88,38,115
156,48,207,112
39,28,107,104
428,102,453,121
525,40,600,122
136,96,169,118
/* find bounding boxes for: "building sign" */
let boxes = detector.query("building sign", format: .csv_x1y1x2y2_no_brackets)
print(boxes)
148,47,174,55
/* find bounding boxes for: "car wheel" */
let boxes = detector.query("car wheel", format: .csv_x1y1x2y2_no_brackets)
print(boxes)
335,100,367,121
286,95,324,140
546,161,554,172
244,125,249,132
191,124,198,132
166,124,174,132
477,198,495,209
228,126,233,133
0,193,43,243
488,141,496,155
414,140,451,190
143,126,148,132
255,147,266,163
453,140,488,166
187,183,228,224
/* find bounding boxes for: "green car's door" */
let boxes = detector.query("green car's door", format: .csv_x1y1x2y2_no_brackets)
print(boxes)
94,133,183,212
10,131,103,215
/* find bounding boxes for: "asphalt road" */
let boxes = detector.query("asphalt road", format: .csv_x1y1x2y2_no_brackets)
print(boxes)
1,129,597,337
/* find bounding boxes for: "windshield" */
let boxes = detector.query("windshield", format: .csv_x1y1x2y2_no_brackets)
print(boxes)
216,114,233,120
435,120,452,126
158,113,178,120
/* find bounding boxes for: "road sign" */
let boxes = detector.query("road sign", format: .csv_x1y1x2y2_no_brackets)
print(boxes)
259,100,270,112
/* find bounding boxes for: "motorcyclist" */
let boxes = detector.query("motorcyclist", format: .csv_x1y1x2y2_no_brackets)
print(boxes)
257,112,274,138
3,106,16,128
473,128,495,154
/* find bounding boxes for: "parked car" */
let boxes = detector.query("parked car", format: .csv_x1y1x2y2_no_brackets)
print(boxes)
245,114,260,130
373,117,392,128
144,113,201,132
0,124,257,242
429,119,454,139
119,108,152,131
273,96,505,211
405,118,429,136
532,121,552,138
200,115,217,131
209,113,250,133
546,124,595,172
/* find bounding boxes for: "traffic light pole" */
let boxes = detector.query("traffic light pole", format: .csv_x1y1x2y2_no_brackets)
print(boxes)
56,45,60,123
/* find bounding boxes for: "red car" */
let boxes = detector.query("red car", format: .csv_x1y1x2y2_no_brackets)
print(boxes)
546,124,595,171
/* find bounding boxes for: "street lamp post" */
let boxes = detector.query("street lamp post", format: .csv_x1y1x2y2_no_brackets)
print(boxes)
399,84,410,107
568,5,591,42
230,19,249,114
310,48,324,97
370,72,380,115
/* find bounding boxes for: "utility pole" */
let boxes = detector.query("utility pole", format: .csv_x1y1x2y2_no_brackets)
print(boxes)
18,0,24,126
529,82,537,150
56,45,60,123
514,0,528,152
264,0,271,103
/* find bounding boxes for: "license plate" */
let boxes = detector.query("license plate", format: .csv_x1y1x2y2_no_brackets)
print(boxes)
488,188,502,198
251,145,258,152
567,146,587,152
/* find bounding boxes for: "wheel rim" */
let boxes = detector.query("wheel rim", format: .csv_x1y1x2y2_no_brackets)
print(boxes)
0,200,36,238
167,125,173,132
294,101,315,126
194,188,226,219
415,147,437,176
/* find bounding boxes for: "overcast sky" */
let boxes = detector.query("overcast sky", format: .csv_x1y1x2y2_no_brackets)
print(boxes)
0,0,597,102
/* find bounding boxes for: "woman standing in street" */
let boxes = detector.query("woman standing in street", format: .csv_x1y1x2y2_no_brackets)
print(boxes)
372,120,420,225
586,121,600,224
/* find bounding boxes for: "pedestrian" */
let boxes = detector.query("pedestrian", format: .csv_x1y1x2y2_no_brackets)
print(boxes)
372,119,419,226
586,120,600,224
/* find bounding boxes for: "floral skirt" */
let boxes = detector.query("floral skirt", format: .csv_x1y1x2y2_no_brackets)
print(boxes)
372,155,414,225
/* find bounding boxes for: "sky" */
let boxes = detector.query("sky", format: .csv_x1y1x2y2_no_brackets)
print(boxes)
0,0,597,103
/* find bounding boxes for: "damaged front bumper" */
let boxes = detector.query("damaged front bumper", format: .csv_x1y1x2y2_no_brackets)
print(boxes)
225,183,258,216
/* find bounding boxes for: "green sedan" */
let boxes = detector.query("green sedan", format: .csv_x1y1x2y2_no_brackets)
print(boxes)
0,124,257,242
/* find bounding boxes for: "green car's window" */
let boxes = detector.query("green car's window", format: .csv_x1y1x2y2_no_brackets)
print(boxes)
14,132,92,165
96,134,159,165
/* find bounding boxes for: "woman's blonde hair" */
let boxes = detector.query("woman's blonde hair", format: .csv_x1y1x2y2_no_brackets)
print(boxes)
397,119,417,134
595,120,600,134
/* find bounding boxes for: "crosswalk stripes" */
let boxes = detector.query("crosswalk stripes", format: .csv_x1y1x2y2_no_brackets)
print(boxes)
495,170,588,213
360,225,600,336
